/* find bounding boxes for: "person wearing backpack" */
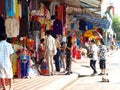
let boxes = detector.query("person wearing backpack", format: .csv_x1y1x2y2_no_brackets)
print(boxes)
98,40,107,75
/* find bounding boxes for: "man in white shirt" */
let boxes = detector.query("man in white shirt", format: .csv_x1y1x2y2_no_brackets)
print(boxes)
45,30,57,76
0,33,14,90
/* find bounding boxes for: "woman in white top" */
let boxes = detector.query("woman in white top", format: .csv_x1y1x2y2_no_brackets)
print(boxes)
89,40,99,76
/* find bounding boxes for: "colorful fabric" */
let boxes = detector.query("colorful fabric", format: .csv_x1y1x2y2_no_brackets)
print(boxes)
79,19,86,31
52,19,63,37
0,0,5,16
20,55,30,78
5,0,15,17
5,17,19,37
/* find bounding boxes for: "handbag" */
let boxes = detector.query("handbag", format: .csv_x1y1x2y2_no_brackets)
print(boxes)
88,54,93,58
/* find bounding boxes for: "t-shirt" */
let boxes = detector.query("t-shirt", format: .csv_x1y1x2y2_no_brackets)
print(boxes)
99,45,107,60
0,40,14,68
91,44,99,60
45,35,57,55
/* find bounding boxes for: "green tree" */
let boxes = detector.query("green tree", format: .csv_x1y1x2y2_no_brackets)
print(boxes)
112,16,120,40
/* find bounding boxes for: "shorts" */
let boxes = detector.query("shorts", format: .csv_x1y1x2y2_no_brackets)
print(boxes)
0,67,13,78
100,59,106,69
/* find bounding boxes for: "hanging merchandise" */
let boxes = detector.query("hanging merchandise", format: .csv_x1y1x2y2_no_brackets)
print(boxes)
79,19,86,31
5,0,15,17
20,53,30,78
50,0,60,17
83,30,103,40
20,46,31,78
33,17,41,31
5,17,20,37
86,22,93,30
52,19,63,37
76,49,81,59
19,17,28,37
15,0,20,19
0,16,5,33
0,0,6,16
29,0,39,10
21,0,29,18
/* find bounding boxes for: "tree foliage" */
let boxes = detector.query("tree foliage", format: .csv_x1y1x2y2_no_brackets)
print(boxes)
112,16,120,40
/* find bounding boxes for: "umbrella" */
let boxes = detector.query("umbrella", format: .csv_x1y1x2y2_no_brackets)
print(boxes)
83,30,102,39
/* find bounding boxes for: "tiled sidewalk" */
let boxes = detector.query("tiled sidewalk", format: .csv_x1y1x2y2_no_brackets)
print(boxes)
2,58,89,90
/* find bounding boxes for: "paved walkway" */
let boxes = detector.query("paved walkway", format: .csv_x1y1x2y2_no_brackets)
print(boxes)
0,57,90,90
1,49,118,90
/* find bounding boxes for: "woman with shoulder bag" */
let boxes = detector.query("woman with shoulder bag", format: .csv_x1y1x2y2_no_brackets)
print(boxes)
89,40,99,76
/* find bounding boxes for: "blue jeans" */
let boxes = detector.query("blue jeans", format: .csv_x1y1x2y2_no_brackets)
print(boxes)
54,49,61,72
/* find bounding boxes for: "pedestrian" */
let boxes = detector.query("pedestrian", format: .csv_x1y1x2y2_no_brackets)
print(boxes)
0,33,14,90
54,35,61,74
38,38,45,71
88,39,99,76
60,41,67,73
98,40,107,75
65,35,73,75
44,30,57,76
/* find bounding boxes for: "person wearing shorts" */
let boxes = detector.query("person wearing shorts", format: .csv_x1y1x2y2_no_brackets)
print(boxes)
98,40,107,75
0,33,14,90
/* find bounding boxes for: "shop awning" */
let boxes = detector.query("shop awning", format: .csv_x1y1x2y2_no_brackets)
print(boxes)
78,0,101,16
75,14,110,29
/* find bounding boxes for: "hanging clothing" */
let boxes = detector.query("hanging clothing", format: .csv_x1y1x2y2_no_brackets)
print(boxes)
29,0,39,10
33,20,41,31
52,19,63,37
5,17,19,37
0,16,5,33
49,1,60,16
19,17,28,37
15,0,19,19
20,55,30,78
56,4,66,26
86,22,93,30
79,19,86,31
0,0,5,16
5,0,15,17
21,0,28,18
57,5,64,24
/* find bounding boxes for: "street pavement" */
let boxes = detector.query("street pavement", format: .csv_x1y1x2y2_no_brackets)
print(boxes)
1,49,120,90
63,49,120,90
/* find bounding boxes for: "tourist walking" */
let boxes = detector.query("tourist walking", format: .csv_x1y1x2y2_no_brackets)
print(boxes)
98,40,107,75
0,33,14,90
88,40,99,76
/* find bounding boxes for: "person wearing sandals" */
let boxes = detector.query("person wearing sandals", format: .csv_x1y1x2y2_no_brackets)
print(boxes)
98,40,107,75
0,33,14,90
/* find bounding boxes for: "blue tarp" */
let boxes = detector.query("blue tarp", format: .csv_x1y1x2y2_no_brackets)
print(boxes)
75,14,110,29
